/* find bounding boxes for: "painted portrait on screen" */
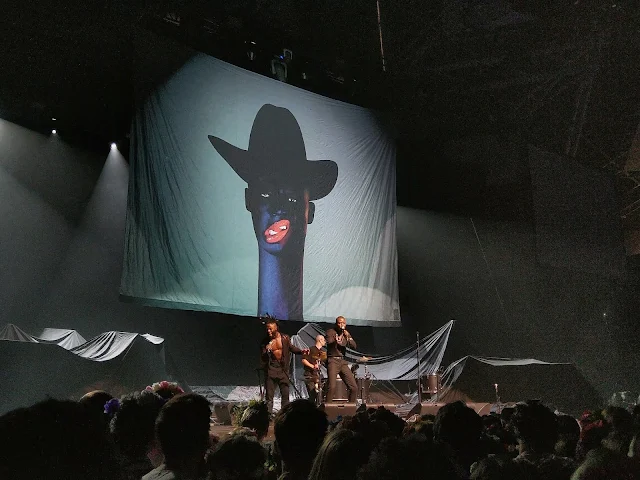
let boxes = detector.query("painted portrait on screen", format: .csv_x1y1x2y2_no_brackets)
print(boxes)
208,104,338,320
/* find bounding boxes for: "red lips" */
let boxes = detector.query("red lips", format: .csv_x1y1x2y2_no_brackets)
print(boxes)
264,219,290,244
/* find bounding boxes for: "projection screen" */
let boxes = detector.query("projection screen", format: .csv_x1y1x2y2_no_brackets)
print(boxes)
121,48,399,326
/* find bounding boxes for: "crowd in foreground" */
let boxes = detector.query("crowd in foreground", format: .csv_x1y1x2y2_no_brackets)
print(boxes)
2,380,640,480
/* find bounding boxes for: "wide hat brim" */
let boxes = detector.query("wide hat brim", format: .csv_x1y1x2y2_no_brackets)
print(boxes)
208,104,338,201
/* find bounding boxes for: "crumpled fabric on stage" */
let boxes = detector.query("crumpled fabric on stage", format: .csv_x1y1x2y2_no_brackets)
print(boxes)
0,324,86,349
291,320,453,381
288,321,453,402
437,355,602,416
0,324,173,415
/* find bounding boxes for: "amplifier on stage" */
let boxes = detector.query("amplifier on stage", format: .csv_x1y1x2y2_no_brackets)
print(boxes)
420,373,442,395
326,376,372,403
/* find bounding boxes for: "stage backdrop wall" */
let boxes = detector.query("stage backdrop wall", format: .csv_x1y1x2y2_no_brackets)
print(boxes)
121,36,399,326
1,92,639,398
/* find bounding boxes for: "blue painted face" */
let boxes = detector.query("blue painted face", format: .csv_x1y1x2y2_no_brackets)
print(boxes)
246,182,313,256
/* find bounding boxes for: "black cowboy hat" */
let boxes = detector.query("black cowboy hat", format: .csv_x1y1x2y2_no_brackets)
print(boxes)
208,104,338,200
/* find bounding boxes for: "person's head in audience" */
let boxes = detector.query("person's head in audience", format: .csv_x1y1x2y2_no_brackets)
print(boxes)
274,399,328,480
79,389,114,427
482,413,501,431
207,432,266,480
571,447,638,480
403,418,434,440
110,390,165,475
308,428,371,480
146,380,185,401
240,401,270,441
576,412,609,462
338,411,391,450
151,393,211,477
79,389,114,412
511,400,558,456
369,405,406,438
601,405,633,454
629,404,640,458
434,401,483,470
0,398,120,480
470,455,540,480
555,414,580,458
500,406,515,427
632,404,640,432
358,435,462,480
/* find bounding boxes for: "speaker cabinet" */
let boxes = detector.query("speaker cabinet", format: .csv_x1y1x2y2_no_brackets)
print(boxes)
321,403,359,421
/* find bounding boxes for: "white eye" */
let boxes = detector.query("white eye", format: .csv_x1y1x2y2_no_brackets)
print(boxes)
288,197,297,203
261,193,270,198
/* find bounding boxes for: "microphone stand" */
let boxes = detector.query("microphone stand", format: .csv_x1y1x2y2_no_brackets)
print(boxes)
416,331,422,405
256,368,264,401
494,383,502,414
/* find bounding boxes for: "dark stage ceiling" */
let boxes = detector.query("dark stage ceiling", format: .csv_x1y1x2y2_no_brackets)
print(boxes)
1,0,639,238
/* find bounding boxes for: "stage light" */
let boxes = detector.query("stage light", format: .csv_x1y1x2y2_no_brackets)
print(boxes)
52,129,57,134
111,142,117,150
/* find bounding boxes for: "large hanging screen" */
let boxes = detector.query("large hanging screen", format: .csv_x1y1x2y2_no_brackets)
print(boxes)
121,41,399,325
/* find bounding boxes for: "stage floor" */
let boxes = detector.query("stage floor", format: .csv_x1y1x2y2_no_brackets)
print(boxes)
209,401,505,441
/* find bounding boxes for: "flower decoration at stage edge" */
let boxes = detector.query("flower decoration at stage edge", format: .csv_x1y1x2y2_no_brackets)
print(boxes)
145,380,184,400
104,398,121,416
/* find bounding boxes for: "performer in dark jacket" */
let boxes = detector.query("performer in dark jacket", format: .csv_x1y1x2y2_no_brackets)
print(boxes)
325,316,358,402
260,315,308,414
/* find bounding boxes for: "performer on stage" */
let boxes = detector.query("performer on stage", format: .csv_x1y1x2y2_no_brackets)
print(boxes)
260,315,309,415
325,316,358,402
301,335,327,405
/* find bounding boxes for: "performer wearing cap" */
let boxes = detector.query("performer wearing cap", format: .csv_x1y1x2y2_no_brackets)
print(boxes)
260,315,309,415
209,104,339,321
301,335,327,405
326,316,358,402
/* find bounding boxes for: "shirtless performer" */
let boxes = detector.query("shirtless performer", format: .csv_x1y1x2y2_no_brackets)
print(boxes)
260,315,308,414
